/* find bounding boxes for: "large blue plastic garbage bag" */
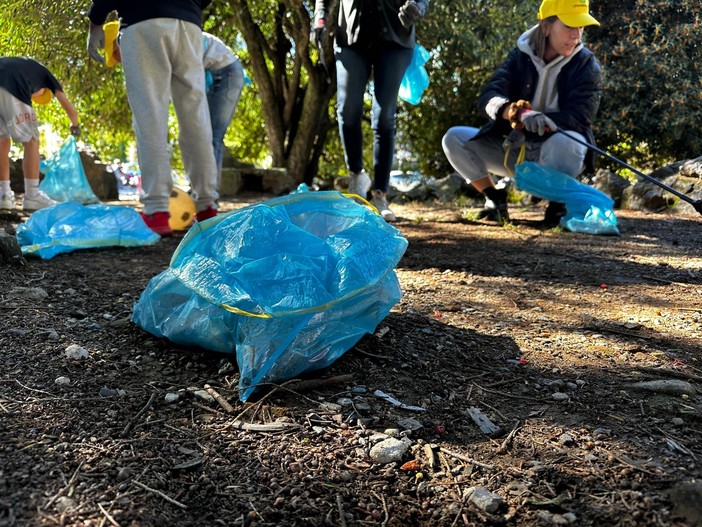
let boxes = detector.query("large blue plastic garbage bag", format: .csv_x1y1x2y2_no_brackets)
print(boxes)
132,191,408,401
399,44,431,105
39,137,101,204
17,202,160,259
514,162,620,235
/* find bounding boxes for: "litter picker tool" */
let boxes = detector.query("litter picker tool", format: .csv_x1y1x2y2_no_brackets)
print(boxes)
556,129,702,215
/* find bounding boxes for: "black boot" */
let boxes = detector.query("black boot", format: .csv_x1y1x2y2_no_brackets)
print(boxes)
478,188,510,224
543,201,567,228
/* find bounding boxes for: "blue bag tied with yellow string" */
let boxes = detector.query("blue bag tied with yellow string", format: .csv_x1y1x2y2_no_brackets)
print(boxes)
132,191,408,401
514,162,620,235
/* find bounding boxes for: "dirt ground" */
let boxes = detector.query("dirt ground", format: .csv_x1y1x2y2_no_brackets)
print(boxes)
1,194,701,527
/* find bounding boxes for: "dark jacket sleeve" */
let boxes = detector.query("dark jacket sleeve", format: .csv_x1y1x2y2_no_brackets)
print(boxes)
87,1,117,24
476,48,535,137
551,50,602,137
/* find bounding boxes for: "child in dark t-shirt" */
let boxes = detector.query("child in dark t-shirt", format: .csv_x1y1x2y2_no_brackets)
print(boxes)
0,57,81,212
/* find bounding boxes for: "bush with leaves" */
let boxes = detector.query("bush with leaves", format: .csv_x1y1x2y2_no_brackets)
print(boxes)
588,0,702,168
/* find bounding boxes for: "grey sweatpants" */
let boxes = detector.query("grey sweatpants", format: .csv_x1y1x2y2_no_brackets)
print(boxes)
120,18,218,214
442,126,588,183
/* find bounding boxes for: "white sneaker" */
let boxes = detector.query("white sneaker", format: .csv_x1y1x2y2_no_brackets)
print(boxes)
348,171,371,198
371,190,396,222
23,190,58,211
0,190,16,211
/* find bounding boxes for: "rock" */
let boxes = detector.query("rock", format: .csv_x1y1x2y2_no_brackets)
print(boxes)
552,392,570,401
117,466,133,481
65,344,89,360
7,287,48,300
0,232,26,266
666,481,702,527
369,437,411,464
165,393,180,403
628,380,697,397
54,496,76,513
397,417,423,432
466,486,503,514
99,387,124,398
427,173,465,203
558,433,575,446
591,169,630,207
621,182,670,212
679,156,702,178
55,376,70,386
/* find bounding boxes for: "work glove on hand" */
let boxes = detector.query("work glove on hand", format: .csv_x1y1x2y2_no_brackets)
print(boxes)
311,12,327,48
87,23,105,63
69,125,81,138
398,0,425,28
520,110,557,136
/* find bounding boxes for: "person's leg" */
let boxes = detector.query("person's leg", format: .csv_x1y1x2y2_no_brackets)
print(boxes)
0,136,14,209
120,20,175,215
538,131,587,177
442,127,514,221
335,46,372,175
20,137,57,210
21,138,40,181
370,44,413,193
207,61,245,185
0,137,10,183
171,20,219,214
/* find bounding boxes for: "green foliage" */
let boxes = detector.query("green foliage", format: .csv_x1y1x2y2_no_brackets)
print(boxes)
587,0,702,168
3,0,700,180
2,0,134,162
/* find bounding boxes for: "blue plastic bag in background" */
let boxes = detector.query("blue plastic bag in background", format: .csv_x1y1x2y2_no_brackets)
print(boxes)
39,137,100,204
399,44,431,105
16,202,160,259
514,162,620,235
132,191,408,401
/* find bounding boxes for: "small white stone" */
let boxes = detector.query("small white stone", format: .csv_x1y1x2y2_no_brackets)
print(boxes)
165,393,179,403
55,376,71,386
65,344,89,360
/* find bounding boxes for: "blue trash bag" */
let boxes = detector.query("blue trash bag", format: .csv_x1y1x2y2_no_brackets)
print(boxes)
514,162,620,235
398,44,431,105
39,137,101,204
132,191,409,401
16,202,160,259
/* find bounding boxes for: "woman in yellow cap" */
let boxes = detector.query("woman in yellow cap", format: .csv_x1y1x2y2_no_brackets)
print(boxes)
0,57,80,212
442,0,602,226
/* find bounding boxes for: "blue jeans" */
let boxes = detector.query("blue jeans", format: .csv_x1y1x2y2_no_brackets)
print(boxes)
335,43,413,193
207,61,245,184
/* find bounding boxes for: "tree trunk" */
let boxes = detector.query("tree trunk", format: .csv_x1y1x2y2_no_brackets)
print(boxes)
228,0,337,185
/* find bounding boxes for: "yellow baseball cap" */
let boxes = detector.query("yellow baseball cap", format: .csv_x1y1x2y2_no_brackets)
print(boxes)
538,0,600,27
104,21,121,68
31,88,53,105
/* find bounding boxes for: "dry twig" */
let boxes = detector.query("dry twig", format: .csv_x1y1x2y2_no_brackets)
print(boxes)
121,392,158,437
132,481,187,510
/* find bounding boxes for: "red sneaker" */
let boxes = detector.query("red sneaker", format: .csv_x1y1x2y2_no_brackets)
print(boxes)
196,206,218,222
140,211,172,237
